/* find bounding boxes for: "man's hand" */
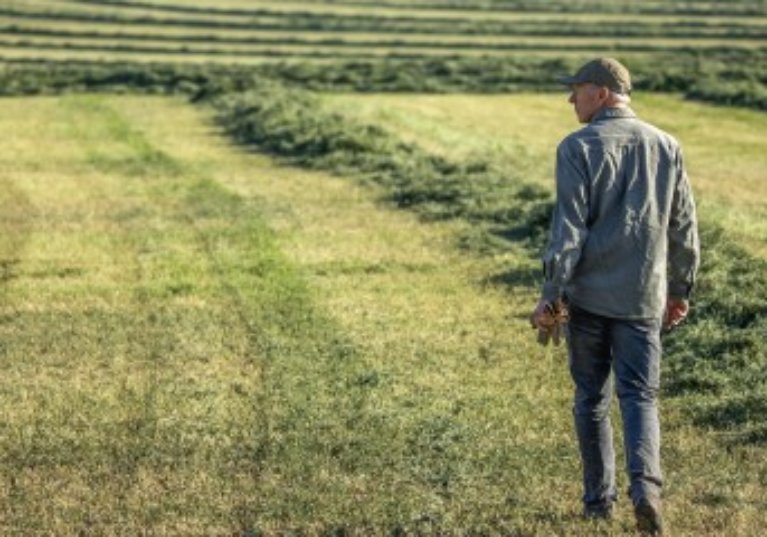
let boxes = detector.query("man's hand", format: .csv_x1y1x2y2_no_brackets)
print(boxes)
530,299,569,346
663,297,689,331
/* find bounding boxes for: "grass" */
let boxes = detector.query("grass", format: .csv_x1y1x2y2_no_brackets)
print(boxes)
0,48,300,65
1,92,764,534
0,0,764,531
3,0,767,65
8,26,767,46
0,93,383,532
6,32,767,55
214,82,767,448
6,16,767,34
1,95,264,532
322,92,767,257
65,0,767,17
2,0,766,109
8,6,767,39
17,0,767,26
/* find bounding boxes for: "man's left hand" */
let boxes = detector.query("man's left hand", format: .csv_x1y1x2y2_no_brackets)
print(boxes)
663,297,689,331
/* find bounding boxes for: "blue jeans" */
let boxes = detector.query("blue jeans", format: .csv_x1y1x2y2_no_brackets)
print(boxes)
567,305,663,509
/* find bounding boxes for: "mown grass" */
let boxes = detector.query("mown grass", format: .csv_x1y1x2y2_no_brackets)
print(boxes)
0,48,293,65
0,0,764,531
3,0,767,108
204,94,766,535
20,0,767,25
5,19,767,41
7,25,767,47
213,83,767,449
2,93,763,534
3,0,767,68
1,95,257,532
6,7,767,40
5,33,767,60
68,0,767,17
8,52,765,110
321,92,767,255
0,94,394,533
0,92,589,533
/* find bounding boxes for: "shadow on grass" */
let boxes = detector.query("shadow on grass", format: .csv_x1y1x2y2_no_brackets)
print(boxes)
484,264,540,290
0,259,21,284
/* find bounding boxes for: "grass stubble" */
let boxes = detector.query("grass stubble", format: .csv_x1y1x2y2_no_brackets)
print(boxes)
0,85,764,533
1,94,373,533
213,86,766,534
0,2,763,534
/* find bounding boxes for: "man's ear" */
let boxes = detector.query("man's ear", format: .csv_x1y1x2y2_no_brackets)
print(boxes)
597,85,610,102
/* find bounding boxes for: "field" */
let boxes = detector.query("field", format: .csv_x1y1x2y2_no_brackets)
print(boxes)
1,0,766,535
322,92,767,256
1,0,767,64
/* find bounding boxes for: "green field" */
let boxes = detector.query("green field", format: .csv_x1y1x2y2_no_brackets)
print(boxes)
0,90,764,536
1,0,766,534
322,92,767,256
2,0,767,64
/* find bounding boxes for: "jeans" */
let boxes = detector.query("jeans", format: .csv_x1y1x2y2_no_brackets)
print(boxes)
566,304,663,509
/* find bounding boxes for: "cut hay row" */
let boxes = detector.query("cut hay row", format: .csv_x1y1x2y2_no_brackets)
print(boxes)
9,2,767,38
55,0,767,25
66,0,767,17
0,47,598,68
5,1,767,35
4,17,766,40
1,3,766,65
4,32,766,58
0,49,288,66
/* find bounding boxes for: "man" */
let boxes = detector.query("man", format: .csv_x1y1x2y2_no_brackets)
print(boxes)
530,58,700,535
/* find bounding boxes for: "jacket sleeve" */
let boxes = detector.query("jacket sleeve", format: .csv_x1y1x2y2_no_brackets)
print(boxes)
667,147,700,299
541,140,590,303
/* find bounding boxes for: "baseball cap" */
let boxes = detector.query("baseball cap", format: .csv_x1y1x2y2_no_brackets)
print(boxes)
558,57,632,95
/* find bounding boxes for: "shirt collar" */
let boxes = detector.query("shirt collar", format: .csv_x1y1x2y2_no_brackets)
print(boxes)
592,106,636,122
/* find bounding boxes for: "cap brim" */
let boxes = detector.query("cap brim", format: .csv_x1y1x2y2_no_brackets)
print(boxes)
556,75,579,86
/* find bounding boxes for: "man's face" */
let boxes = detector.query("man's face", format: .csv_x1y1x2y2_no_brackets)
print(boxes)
568,83,608,123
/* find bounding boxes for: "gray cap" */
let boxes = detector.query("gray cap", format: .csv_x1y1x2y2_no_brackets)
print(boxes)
558,57,632,95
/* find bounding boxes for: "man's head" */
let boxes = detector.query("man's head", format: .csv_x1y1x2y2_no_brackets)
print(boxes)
559,58,632,123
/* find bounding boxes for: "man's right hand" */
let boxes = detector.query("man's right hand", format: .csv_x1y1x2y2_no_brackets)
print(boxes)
530,299,569,346
663,297,689,331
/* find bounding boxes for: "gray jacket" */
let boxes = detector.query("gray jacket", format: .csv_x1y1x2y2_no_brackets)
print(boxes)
541,106,700,319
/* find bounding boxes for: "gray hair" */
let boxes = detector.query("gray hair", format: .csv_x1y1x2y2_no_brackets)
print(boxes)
609,90,632,105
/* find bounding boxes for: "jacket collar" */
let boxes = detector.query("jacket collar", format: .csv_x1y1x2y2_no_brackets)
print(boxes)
592,106,636,122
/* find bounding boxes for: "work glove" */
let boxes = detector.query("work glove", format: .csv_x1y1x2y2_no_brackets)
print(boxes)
530,299,569,346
